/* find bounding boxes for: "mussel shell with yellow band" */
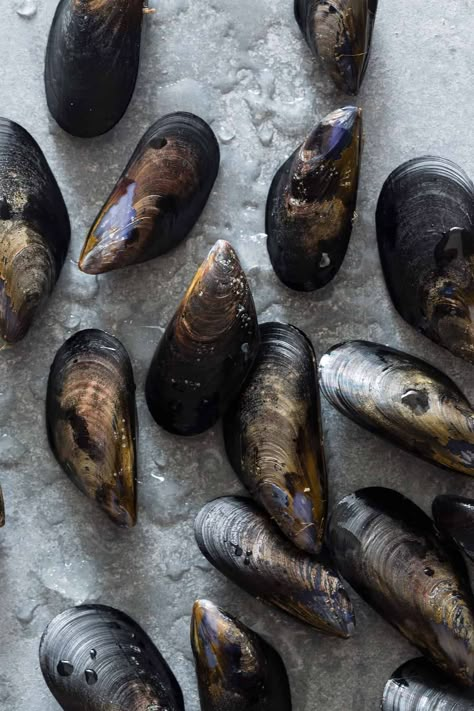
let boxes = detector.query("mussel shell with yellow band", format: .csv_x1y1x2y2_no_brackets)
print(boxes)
328,487,474,686
0,118,70,344
266,106,362,291
191,599,292,711
224,322,328,555
79,113,220,274
46,329,137,527
319,340,474,477
145,240,259,436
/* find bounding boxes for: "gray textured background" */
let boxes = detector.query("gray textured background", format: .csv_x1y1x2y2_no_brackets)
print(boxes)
1,0,474,708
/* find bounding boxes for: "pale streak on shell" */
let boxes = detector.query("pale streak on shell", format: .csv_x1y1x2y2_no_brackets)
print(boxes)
382,658,474,711
39,604,185,711
328,487,474,686
194,496,355,637
191,599,292,711
223,322,328,554
319,340,474,476
46,329,137,527
145,240,259,436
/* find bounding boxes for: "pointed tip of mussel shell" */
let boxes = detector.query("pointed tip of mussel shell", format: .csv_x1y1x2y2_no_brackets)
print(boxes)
433,495,474,561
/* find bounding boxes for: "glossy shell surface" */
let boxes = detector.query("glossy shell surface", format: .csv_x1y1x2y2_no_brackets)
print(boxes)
266,106,362,291
382,658,474,711
294,0,378,94
46,329,137,527
191,599,292,711
39,604,185,711
195,496,355,637
0,117,70,343
145,240,259,436
319,340,474,477
433,495,474,561
328,487,474,686
377,156,474,364
223,322,328,554
79,113,220,274
44,0,144,137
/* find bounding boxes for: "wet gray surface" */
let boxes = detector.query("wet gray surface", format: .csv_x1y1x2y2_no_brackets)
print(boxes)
1,0,474,708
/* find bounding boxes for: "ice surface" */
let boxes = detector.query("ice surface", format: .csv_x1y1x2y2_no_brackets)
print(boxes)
0,0,474,708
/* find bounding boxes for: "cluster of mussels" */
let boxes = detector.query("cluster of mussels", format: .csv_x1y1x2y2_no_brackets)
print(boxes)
1,0,474,709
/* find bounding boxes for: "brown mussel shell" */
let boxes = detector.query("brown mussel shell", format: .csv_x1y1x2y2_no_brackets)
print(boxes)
376,156,474,364
45,0,144,137
294,0,378,95
79,113,220,274
39,604,185,711
266,106,362,291
0,117,70,343
319,340,474,477
46,329,137,527
145,240,260,436
328,487,474,686
223,322,328,554
191,599,292,711
194,496,355,637
433,495,474,562
382,658,474,711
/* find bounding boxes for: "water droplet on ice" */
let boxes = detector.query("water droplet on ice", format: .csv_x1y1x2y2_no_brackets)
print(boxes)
15,0,37,17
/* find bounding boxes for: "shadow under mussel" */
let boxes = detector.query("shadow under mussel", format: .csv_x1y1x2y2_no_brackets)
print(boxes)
319,340,474,477
39,604,185,710
0,117,70,344
79,112,220,274
46,329,137,527
328,487,474,686
194,496,355,638
145,240,260,436
44,0,146,137
376,156,474,364
191,599,292,711
266,106,362,291
224,322,328,554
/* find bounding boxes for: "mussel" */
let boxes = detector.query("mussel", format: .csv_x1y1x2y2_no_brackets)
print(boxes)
266,106,362,291
376,156,474,364
294,0,378,95
0,118,70,343
319,340,474,477
46,329,137,527
433,495,474,561
191,599,292,711
79,113,220,274
145,240,260,436
39,604,185,710
223,322,328,554
45,0,145,137
194,496,355,637
382,658,474,710
328,487,474,686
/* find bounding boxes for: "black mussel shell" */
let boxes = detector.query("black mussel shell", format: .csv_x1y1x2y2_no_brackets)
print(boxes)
223,322,328,554
191,599,292,711
328,487,474,686
382,658,474,710
319,340,474,477
45,0,145,137
145,240,260,436
195,496,355,637
0,486,4,527
266,106,362,291
377,156,474,364
79,113,220,274
46,329,137,527
39,604,185,711
0,118,70,343
294,0,378,95
433,495,474,562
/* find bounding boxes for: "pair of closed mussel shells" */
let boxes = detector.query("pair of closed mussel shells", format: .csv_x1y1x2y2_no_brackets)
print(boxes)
39,599,292,710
